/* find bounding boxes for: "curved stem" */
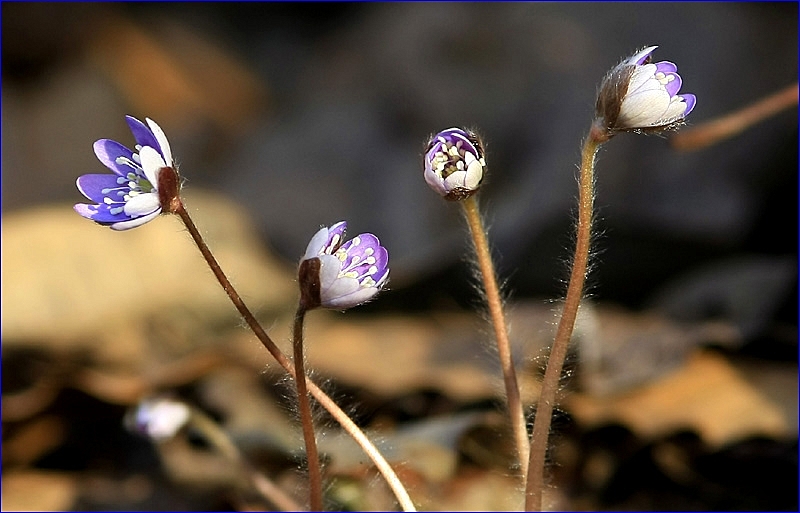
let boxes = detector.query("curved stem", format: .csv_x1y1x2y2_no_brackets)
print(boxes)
525,132,601,510
461,196,530,479
671,82,798,151
173,203,416,512
293,307,324,511
187,407,305,512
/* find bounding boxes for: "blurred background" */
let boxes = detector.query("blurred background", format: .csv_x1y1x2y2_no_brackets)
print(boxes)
2,3,797,511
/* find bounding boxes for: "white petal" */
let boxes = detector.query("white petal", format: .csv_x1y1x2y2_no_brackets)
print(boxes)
303,227,330,260
139,146,167,187
626,64,657,94
110,209,161,230
443,170,467,190
124,192,161,217
464,160,483,189
321,275,360,304
317,254,343,290
618,89,671,127
656,97,689,124
323,287,378,309
146,118,173,167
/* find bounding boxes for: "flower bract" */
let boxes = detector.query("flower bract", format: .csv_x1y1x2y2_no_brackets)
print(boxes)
74,116,174,230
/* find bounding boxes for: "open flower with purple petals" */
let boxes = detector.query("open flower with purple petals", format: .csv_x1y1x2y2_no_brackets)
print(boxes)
74,116,176,230
298,221,389,310
424,128,486,201
596,45,696,135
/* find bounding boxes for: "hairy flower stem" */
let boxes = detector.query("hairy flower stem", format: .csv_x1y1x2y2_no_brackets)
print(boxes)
525,129,604,511
187,407,304,511
461,195,529,479
292,307,324,511
173,203,417,512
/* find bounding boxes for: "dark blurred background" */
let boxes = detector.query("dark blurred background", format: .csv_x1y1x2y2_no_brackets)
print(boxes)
3,3,797,312
2,3,797,510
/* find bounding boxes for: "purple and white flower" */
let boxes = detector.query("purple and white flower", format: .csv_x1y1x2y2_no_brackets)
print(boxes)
597,46,696,133
126,397,191,441
423,128,486,200
74,116,174,230
299,221,389,310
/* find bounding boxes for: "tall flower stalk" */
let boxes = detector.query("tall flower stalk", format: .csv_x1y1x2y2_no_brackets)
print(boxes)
294,222,390,510
524,45,696,510
74,116,415,512
127,397,304,511
423,128,530,478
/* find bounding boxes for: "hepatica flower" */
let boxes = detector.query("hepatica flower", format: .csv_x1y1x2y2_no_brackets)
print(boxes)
74,116,177,230
424,128,486,200
298,221,389,310
125,397,191,441
596,45,696,134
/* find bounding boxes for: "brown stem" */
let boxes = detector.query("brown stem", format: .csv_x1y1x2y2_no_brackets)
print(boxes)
461,196,530,479
524,132,601,510
293,307,324,511
187,407,305,512
671,82,798,151
173,202,416,512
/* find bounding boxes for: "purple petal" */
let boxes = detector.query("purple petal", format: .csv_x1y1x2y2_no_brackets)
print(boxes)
438,128,478,154
326,221,347,251
371,244,389,271
373,267,390,287
126,115,161,154
94,139,136,177
681,94,697,117
74,202,131,223
340,234,379,269
76,174,127,203
663,72,683,97
426,139,444,157
654,61,678,74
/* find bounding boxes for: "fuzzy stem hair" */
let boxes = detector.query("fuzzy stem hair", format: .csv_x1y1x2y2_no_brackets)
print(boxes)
525,126,603,510
173,202,417,512
461,195,530,480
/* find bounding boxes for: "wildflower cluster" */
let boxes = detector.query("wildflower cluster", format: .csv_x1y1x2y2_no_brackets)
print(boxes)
73,43,697,513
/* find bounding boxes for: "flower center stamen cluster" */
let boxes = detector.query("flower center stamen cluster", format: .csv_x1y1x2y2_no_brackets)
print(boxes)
430,137,483,181
335,237,381,288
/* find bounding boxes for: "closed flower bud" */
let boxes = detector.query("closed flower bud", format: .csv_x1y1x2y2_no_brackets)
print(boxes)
423,128,486,201
595,46,696,136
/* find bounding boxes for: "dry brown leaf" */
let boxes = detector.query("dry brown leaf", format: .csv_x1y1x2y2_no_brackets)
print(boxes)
1,190,295,361
2,415,67,467
566,349,797,447
1,470,78,511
